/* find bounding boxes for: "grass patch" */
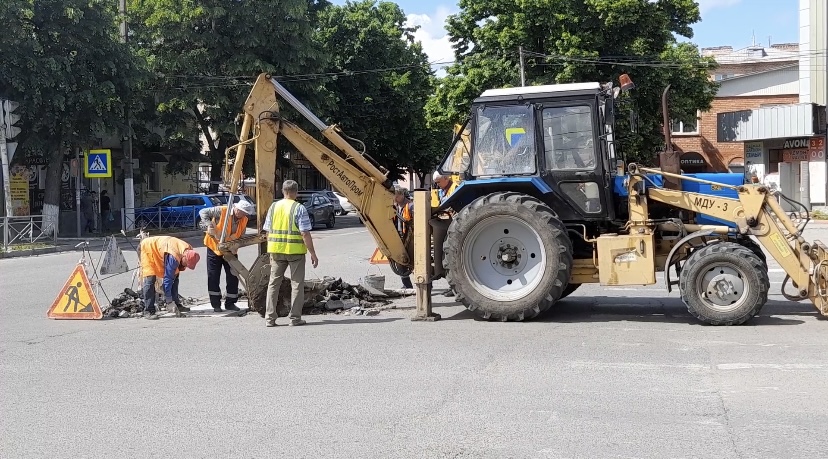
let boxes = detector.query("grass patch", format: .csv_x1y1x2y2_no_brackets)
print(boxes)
1,242,53,253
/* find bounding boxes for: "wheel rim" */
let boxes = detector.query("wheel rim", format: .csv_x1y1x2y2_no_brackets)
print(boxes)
462,215,547,301
696,262,748,312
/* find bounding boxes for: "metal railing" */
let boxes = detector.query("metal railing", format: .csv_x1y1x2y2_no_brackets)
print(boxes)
1,215,57,250
120,206,201,232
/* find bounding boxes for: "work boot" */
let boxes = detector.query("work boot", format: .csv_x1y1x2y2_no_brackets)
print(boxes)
225,303,240,311
289,319,306,326
266,319,277,327
175,303,190,313
212,305,223,313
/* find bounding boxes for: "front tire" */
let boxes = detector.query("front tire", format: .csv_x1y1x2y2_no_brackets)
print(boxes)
444,192,573,321
678,242,769,325
326,213,335,228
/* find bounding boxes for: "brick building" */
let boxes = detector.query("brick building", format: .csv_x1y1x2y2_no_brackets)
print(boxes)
669,43,800,175
717,0,827,208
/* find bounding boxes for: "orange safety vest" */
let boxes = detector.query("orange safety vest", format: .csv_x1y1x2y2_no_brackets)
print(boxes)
392,201,413,234
139,236,193,278
203,206,248,255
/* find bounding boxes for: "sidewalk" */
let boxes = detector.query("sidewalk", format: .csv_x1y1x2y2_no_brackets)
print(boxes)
0,229,204,259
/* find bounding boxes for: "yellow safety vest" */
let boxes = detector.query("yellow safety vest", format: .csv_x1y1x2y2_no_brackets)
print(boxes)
266,199,307,255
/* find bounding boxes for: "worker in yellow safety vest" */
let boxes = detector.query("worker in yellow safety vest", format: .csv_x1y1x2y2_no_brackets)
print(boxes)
199,200,255,312
261,180,319,327
137,235,201,320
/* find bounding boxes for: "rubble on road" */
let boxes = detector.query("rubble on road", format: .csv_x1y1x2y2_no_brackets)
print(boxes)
103,289,199,318
257,276,414,317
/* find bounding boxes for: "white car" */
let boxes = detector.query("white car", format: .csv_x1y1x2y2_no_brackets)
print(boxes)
332,191,356,215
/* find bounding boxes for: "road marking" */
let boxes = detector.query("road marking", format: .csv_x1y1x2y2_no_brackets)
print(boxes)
570,361,709,371
717,363,828,370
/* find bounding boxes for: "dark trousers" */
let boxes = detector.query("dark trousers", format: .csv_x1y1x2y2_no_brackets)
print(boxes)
401,276,413,289
143,275,178,314
207,250,239,308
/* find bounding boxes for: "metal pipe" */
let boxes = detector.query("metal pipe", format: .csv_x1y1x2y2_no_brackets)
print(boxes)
637,166,740,190
220,114,253,244
269,78,327,131
657,222,731,234
269,78,389,182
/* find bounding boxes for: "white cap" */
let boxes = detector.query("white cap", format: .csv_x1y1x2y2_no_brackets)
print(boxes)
234,200,255,215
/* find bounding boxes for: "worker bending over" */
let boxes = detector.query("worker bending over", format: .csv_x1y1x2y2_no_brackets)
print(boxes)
138,235,201,320
199,200,255,312
262,180,319,327
392,186,414,289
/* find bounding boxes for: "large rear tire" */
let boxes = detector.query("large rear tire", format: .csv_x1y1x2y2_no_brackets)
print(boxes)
559,283,581,299
444,192,573,321
678,242,769,325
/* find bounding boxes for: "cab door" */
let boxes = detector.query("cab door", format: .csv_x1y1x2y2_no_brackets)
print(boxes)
538,102,614,221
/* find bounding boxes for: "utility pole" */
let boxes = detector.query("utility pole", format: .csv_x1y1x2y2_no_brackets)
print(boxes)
120,0,135,230
519,46,526,87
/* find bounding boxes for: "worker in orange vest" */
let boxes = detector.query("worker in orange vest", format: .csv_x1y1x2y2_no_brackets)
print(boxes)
138,235,201,320
199,200,255,312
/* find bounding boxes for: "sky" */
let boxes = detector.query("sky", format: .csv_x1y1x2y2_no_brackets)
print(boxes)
334,0,802,72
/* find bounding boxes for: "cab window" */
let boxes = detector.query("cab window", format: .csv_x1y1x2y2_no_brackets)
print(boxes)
472,104,536,176
542,106,596,171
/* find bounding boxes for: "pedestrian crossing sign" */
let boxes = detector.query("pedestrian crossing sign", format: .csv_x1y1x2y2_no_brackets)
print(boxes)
84,149,112,178
47,264,103,320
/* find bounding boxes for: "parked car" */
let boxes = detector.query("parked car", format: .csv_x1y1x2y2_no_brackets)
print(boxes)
290,191,336,229
304,189,345,215
134,194,221,229
210,192,258,227
332,191,356,215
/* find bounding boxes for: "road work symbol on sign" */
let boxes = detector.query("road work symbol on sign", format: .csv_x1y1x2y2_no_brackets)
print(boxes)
100,236,130,275
369,248,389,264
47,264,103,320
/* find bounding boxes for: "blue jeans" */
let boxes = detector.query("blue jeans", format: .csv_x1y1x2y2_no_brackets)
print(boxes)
142,275,179,314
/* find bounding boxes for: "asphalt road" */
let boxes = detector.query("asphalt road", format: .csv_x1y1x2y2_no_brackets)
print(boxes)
2,217,828,458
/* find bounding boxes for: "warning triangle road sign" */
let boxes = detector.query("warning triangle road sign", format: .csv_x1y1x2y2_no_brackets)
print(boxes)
100,236,130,275
47,264,103,320
369,248,390,264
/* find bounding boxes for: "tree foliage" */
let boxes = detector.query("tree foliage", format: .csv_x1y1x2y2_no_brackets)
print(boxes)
428,0,718,164
128,0,330,190
315,0,438,181
0,0,143,218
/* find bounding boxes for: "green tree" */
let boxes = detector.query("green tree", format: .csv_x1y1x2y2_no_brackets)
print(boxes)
428,0,718,164
316,0,438,180
128,0,329,191
0,0,143,231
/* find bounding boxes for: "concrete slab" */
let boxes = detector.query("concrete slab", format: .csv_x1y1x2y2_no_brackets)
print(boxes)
158,301,249,318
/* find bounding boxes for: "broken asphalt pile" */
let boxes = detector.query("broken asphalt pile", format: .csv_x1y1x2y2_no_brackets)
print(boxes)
308,276,412,316
104,289,200,318
252,276,414,318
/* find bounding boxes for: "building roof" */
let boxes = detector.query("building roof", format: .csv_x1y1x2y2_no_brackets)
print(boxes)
717,64,799,97
703,44,800,65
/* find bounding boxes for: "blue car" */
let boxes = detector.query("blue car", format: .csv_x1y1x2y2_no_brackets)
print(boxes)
134,194,221,229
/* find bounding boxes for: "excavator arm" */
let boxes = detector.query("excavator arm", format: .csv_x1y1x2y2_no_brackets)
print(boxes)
213,73,413,315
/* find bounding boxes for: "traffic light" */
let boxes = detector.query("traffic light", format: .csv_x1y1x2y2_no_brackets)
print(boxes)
2,100,21,140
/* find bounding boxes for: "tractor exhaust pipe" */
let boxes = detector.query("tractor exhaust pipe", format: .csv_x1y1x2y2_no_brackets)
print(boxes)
659,85,681,190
